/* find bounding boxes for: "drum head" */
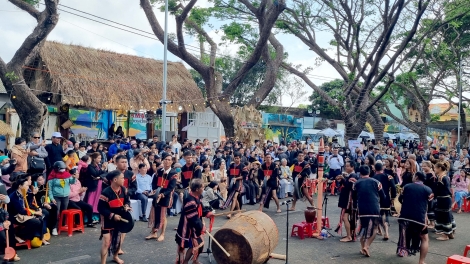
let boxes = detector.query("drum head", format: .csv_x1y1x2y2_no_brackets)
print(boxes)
294,177,304,199
116,211,134,233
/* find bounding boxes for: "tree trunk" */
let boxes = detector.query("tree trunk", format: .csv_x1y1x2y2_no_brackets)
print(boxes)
3,69,48,138
417,122,428,148
344,112,367,141
368,106,385,144
210,100,235,138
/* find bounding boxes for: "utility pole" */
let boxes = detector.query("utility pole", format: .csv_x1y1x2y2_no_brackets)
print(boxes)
457,54,462,154
161,0,169,143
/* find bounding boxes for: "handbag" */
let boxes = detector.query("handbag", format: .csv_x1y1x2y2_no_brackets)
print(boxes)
29,156,45,170
15,214,35,223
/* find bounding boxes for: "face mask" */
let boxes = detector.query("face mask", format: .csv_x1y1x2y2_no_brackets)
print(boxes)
346,151,350,154
59,169,66,172
217,154,222,158
339,152,344,155
22,145,27,149
3,164,9,168
175,168,181,173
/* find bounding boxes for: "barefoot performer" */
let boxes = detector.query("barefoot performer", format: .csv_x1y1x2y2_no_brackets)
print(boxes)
146,152,177,241
175,178,214,264
290,152,313,211
222,152,243,219
352,165,386,257
372,162,397,241
396,171,433,264
259,154,281,213
335,161,358,242
98,170,133,264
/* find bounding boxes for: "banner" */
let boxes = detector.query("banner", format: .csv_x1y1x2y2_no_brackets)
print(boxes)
348,140,363,153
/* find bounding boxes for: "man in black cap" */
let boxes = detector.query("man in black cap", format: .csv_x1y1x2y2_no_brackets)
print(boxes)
372,146,382,161
98,170,131,264
87,140,101,154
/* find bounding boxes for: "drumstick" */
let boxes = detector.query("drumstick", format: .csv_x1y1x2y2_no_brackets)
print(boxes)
212,210,246,217
120,218,129,223
270,253,287,260
206,232,230,257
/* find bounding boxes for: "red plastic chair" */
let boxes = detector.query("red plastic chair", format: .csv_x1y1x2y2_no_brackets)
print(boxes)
464,245,470,257
58,209,84,237
291,222,312,240
13,224,31,249
447,255,470,264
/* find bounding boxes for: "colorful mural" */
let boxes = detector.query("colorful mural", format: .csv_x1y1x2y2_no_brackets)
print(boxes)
262,113,303,141
129,112,148,139
69,108,110,140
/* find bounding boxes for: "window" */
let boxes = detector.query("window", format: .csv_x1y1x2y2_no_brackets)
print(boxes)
187,112,218,128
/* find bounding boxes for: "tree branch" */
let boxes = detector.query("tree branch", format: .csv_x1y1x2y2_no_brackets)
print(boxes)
8,0,40,20
7,0,59,69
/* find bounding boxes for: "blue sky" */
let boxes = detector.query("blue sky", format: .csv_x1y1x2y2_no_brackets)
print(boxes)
0,0,341,106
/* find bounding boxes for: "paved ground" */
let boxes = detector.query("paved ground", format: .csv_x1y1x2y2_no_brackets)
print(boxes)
14,195,470,264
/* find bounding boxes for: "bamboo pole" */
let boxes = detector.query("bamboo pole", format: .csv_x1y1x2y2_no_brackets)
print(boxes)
313,138,325,239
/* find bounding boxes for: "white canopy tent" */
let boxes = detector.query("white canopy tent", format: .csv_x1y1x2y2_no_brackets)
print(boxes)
318,128,343,138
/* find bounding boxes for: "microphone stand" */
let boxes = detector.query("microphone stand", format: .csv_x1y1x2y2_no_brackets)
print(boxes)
283,199,293,264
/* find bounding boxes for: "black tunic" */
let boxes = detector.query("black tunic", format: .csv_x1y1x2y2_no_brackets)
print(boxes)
98,186,130,231
398,182,433,225
151,168,177,207
175,193,205,249
123,170,137,197
181,163,202,189
338,172,358,209
227,163,243,192
401,171,413,188
373,172,397,209
384,168,399,185
292,161,311,187
352,177,385,217
260,163,279,188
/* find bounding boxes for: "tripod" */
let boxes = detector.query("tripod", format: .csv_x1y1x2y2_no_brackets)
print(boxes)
201,235,213,263
322,192,335,237
283,199,293,264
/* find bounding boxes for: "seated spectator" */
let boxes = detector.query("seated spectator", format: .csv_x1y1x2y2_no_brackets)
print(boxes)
32,173,58,236
201,164,213,187
0,156,17,190
135,164,153,222
202,181,223,211
68,168,95,227
0,182,20,261
452,170,469,214
8,177,48,245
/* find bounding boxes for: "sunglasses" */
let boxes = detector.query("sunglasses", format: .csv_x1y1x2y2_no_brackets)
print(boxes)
33,137,40,139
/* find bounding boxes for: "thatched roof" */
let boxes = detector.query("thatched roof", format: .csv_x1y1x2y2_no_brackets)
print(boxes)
0,121,14,136
25,41,204,111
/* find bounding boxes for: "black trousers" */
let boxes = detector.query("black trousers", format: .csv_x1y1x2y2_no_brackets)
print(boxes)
68,200,93,225
244,181,256,203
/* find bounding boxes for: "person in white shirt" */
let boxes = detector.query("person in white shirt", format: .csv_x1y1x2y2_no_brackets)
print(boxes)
328,147,344,180
135,164,154,222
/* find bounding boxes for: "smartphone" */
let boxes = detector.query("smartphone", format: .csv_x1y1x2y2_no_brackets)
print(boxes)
34,182,37,188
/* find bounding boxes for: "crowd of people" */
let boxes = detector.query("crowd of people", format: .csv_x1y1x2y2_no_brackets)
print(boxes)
0,130,467,264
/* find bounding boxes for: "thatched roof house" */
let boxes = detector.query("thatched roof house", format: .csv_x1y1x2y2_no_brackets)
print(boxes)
24,41,204,112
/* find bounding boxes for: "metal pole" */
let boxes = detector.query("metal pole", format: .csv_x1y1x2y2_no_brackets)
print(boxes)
161,0,169,143
457,54,462,154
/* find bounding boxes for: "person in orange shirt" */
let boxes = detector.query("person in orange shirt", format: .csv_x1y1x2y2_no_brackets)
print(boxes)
63,150,79,171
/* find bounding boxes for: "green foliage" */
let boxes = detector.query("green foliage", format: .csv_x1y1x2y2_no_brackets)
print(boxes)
308,79,344,119
297,104,308,109
5,72,18,82
430,114,441,122
22,0,40,5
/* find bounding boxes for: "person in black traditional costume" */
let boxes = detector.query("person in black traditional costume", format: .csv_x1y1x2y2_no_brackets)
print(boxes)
289,152,313,211
352,165,386,257
433,161,456,241
243,157,258,205
180,151,202,201
98,170,131,264
249,160,263,203
421,161,437,229
146,152,177,242
258,154,281,213
222,152,243,219
175,178,213,264
396,171,433,264
335,160,358,242
373,162,397,241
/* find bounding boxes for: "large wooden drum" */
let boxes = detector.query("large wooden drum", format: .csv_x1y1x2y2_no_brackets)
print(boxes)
212,211,279,264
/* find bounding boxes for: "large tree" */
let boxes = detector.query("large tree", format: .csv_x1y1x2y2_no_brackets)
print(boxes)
378,0,470,145
277,0,443,141
0,0,59,137
140,0,286,137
